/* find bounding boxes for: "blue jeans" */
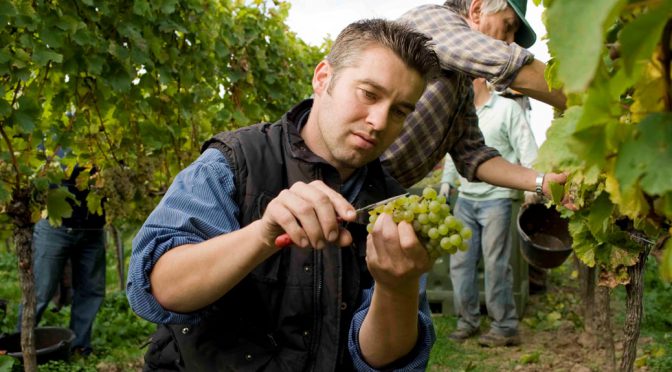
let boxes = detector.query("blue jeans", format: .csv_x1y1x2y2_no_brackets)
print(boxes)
17,219,106,351
450,198,518,336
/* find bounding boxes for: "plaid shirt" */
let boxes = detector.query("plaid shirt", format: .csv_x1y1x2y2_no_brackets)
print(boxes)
380,4,535,187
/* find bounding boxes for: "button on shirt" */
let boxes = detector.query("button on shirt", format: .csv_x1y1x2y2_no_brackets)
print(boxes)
126,148,435,370
380,4,535,187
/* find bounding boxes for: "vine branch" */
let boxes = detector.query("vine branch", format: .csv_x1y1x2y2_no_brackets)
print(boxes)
0,81,25,187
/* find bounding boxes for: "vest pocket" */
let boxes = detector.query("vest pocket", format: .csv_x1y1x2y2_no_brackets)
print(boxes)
143,325,182,370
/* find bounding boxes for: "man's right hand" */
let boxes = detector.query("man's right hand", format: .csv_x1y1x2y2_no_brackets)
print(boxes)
259,180,356,249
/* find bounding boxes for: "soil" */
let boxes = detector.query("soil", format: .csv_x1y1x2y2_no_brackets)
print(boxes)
428,277,658,372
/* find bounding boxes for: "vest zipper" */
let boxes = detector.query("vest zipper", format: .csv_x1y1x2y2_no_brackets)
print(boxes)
309,248,323,372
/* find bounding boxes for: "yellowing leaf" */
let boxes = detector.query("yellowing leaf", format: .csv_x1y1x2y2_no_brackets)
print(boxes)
630,60,666,122
605,172,649,222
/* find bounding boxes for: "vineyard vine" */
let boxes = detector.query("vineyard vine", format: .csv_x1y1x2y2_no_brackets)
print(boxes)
0,0,325,369
535,0,671,370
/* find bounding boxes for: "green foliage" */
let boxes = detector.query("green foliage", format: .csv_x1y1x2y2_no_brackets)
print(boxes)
538,0,672,283
0,236,152,370
546,0,624,93
0,0,325,227
0,356,16,372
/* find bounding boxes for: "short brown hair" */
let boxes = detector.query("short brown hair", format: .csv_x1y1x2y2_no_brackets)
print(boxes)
326,19,439,83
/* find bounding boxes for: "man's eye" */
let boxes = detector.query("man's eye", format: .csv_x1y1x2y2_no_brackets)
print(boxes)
392,108,407,118
358,89,376,101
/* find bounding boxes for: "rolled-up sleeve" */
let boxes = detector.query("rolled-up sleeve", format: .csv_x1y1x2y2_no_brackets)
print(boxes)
348,275,435,371
381,74,500,186
126,149,240,324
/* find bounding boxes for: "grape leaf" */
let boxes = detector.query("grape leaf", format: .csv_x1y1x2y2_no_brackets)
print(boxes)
605,173,649,221
615,113,672,195
569,218,597,267
46,186,75,226
587,192,614,241
86,191,104,216
571,125,608,172
575,67,622,132
546,0,624,92
535,106,582,172
619,1,672,77
549,181,564,205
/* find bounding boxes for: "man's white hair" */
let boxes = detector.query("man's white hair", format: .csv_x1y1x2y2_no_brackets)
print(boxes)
443,0,510,17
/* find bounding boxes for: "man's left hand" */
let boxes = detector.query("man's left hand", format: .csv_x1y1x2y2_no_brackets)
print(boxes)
365,213,432,295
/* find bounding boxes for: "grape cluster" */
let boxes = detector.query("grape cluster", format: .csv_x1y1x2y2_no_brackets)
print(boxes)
366,187,473,259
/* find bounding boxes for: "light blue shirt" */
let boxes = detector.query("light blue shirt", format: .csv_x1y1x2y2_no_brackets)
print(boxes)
126,148,434,371
442,93,538,200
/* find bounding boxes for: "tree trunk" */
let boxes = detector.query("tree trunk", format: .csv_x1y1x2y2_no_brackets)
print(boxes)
110,225,125,291
579,262,596,334
596,285,616,371
620,251,648,372
7,189,37,372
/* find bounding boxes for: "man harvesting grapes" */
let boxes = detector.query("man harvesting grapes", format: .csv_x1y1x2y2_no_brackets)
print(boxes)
127,19,440,371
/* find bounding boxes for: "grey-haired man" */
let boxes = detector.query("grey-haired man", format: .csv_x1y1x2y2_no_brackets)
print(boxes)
382,0,570,209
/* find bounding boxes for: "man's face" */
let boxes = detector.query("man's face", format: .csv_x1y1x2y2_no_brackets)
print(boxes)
306,46,425,177
476,6,520,44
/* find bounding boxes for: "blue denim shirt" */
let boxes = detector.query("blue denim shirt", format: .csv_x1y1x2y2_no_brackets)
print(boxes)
126,148,434,371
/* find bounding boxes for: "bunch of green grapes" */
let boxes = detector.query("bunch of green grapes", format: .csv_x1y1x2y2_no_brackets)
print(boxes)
366,187,472,259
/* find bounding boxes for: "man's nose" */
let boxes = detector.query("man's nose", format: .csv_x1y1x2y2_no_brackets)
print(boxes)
366,105,389,130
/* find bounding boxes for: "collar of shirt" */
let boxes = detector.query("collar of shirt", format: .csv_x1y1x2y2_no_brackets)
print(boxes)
282,99,367,204
477,92,497,113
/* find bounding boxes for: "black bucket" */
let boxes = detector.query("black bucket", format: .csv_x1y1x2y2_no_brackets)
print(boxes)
517,204,573,269
0,327,76,364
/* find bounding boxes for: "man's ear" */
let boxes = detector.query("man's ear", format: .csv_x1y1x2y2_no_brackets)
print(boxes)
312,60,332,96
467,0,483,25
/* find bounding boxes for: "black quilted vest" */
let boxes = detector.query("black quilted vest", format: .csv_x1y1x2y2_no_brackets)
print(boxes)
143,100,405,372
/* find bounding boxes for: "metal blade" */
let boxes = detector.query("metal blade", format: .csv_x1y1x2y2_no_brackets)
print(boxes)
353,193,409,225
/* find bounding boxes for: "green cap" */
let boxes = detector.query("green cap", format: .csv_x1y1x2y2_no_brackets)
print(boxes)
507,0,536,48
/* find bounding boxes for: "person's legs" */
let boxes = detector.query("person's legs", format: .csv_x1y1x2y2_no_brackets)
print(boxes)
449,198,482,336
478,198,519,346
17,220,70,330
69,228,106,352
